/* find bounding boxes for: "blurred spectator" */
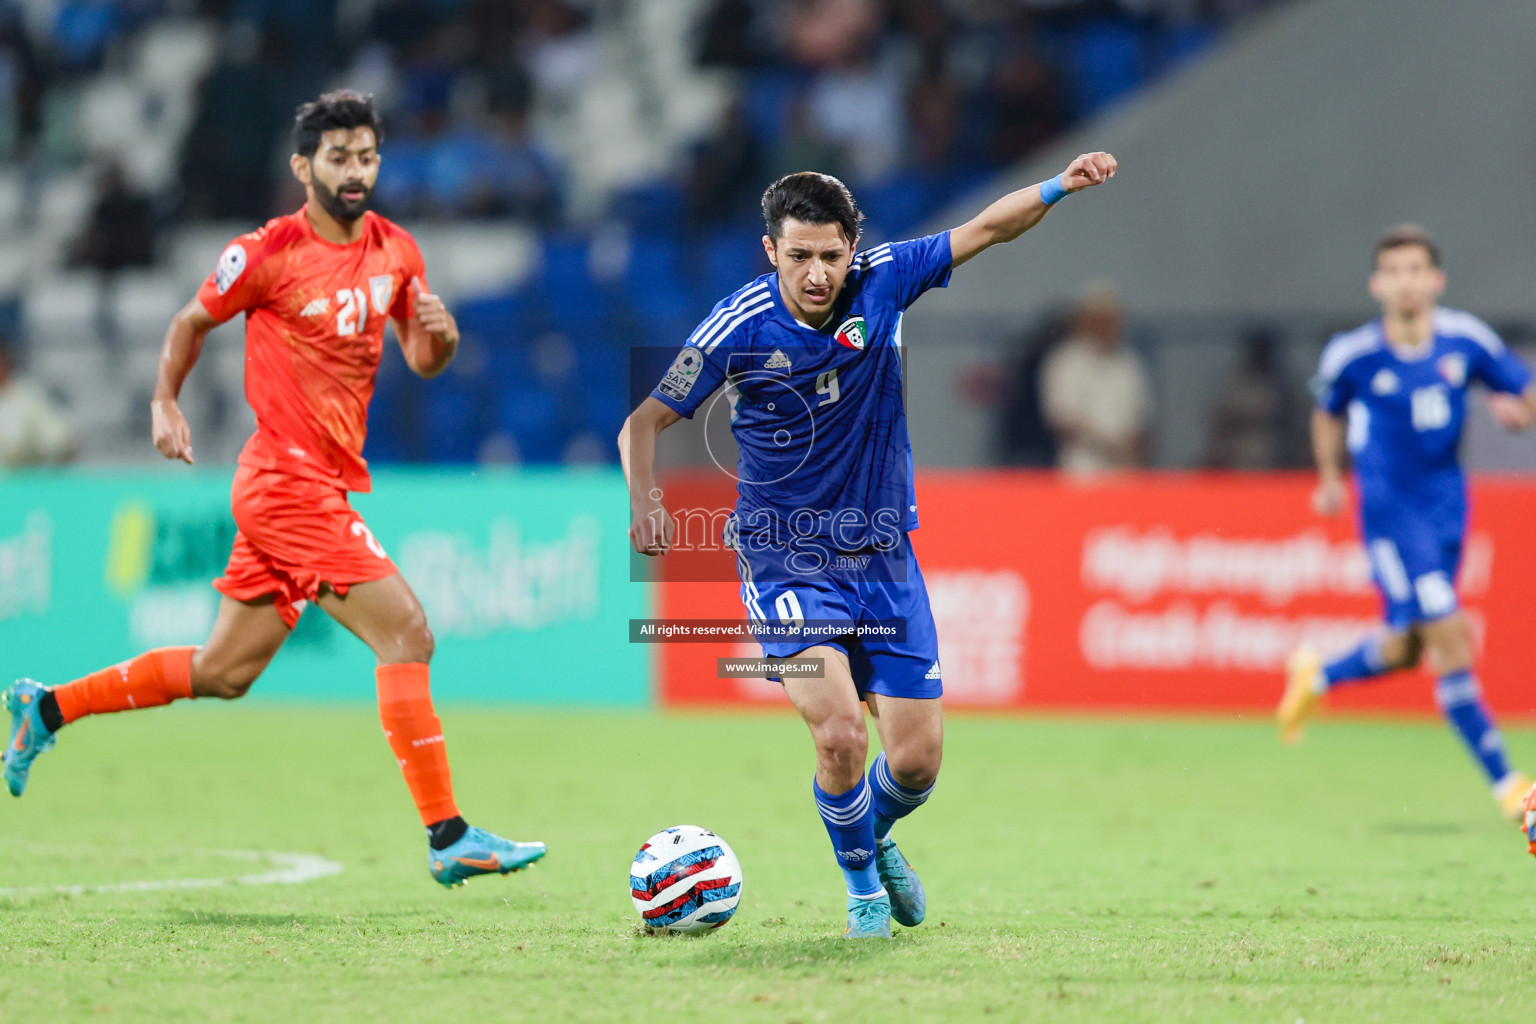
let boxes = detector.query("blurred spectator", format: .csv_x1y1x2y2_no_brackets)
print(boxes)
522,0,593,112
180,24,281,220
803,60,903,183
906,58,963,172
990,307,1073,467
687,99,761,229
786,0,903,183
483,72,561,223
989,24,1067,165
1040,283,1151,476
767,94,845,182
696,0,767,69
1203,326,1302,470
0,12,46,161
71,163,156,271
51,0,124,72
0,0,1284,469
70,162,158,348
0,336,77,467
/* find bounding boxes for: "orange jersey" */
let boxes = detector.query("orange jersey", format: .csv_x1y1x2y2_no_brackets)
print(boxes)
197,208,426,493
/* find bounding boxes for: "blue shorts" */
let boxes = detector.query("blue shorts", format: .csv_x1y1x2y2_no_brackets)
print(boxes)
1361,519,1463,631
729,530,942,700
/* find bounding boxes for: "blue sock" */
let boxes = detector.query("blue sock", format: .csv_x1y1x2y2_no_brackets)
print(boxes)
1322,637,1389,690
1435,671,1511,786
812,776,883,897
868,751,935,841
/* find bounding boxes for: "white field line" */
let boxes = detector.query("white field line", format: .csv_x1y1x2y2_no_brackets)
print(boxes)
0,849,343,898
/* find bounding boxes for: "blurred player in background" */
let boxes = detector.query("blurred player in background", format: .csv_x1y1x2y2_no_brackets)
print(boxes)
621,153,1117,937
3,91,546,886
1279,225,1536,819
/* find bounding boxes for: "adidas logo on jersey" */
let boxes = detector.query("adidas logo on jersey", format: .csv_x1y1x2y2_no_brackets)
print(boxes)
300,297,331,317
764,349,792,370
1370,368,1399,395
925,661,942,680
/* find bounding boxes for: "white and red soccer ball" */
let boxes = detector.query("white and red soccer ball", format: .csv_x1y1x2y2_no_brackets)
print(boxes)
630,825,743,934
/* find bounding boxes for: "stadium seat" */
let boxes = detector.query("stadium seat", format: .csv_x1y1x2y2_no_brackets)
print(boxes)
131,19,219,94
1067,20,1148,117
109,271,185,349
24,272,101,349
413,223,537,302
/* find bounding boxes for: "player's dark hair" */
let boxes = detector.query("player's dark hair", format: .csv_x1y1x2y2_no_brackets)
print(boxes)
293,90,383,158
761,172,863,246
1373,224,1441,269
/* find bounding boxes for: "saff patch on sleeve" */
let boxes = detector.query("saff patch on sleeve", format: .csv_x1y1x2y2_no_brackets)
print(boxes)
658,347,704,401
214,243,248,294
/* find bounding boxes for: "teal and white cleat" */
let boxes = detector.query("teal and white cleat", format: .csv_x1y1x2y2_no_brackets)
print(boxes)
429,826,547,888
843,892,893,939
874,837,926,927
3,680,57,798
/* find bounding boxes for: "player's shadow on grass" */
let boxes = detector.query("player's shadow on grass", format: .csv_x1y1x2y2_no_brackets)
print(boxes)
1371,821,1469,836
166,910,421,929
680,934,910,968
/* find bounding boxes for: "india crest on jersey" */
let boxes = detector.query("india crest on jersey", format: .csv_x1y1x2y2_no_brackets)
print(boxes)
370,275,394,315
835,316,867,351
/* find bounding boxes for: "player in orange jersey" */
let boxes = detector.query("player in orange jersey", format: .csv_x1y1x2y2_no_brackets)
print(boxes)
3,91,546,887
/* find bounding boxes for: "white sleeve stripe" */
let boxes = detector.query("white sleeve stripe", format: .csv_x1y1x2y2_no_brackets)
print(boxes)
688,283,770,348
1434,308,1506,355
703,299,774,353
854,247,893,269
689,282,769,347
858,254,895,269
1318,326,1381,383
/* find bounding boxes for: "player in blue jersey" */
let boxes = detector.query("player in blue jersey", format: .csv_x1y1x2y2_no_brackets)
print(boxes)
1278,225,1536,819
620,153,1118,936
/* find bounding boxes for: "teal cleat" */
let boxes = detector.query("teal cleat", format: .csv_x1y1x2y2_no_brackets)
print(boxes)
3,680,57,798
843,892,892,938
429,826,546,888
874,837,926,927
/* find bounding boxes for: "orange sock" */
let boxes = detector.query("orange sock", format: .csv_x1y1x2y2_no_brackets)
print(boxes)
53,647,196,724
377,663,460,826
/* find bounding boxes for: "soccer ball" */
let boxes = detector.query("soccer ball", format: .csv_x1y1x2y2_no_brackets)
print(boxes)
629,825,743,934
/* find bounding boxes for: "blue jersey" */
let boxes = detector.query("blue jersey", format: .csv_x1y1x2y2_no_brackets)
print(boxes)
651,232,953,551
1312,308,1531,519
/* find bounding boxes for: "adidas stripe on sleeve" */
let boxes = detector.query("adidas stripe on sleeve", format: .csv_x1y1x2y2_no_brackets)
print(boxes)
650,280,772,418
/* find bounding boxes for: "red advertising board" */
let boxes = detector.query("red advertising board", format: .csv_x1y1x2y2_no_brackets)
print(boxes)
654,471,1536,715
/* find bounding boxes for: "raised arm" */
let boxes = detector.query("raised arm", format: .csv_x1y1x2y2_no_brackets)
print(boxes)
948,152,1118,269
619,397,682,555
392,277,460,379
1310,407,1349,515
151,298,223,464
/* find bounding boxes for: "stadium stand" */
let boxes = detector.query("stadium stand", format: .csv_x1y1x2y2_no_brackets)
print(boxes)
1,0,1279,465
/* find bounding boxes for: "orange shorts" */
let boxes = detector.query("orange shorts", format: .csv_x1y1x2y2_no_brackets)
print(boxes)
214,466,398,628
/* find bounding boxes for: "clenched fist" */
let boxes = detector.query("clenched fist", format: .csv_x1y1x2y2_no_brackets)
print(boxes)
1061,152,1118,193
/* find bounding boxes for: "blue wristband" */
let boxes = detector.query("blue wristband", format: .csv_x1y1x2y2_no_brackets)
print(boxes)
1038,173,1069,206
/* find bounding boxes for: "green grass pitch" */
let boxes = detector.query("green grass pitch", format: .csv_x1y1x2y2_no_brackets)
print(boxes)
2,704,1534,1022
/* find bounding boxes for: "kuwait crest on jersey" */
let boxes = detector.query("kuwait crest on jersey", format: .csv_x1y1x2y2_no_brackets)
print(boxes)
1437,353,1467,387
834,315,867,351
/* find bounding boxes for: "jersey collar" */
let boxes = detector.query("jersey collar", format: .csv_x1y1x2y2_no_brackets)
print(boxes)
767,272,846,336
1378,316,1439,363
